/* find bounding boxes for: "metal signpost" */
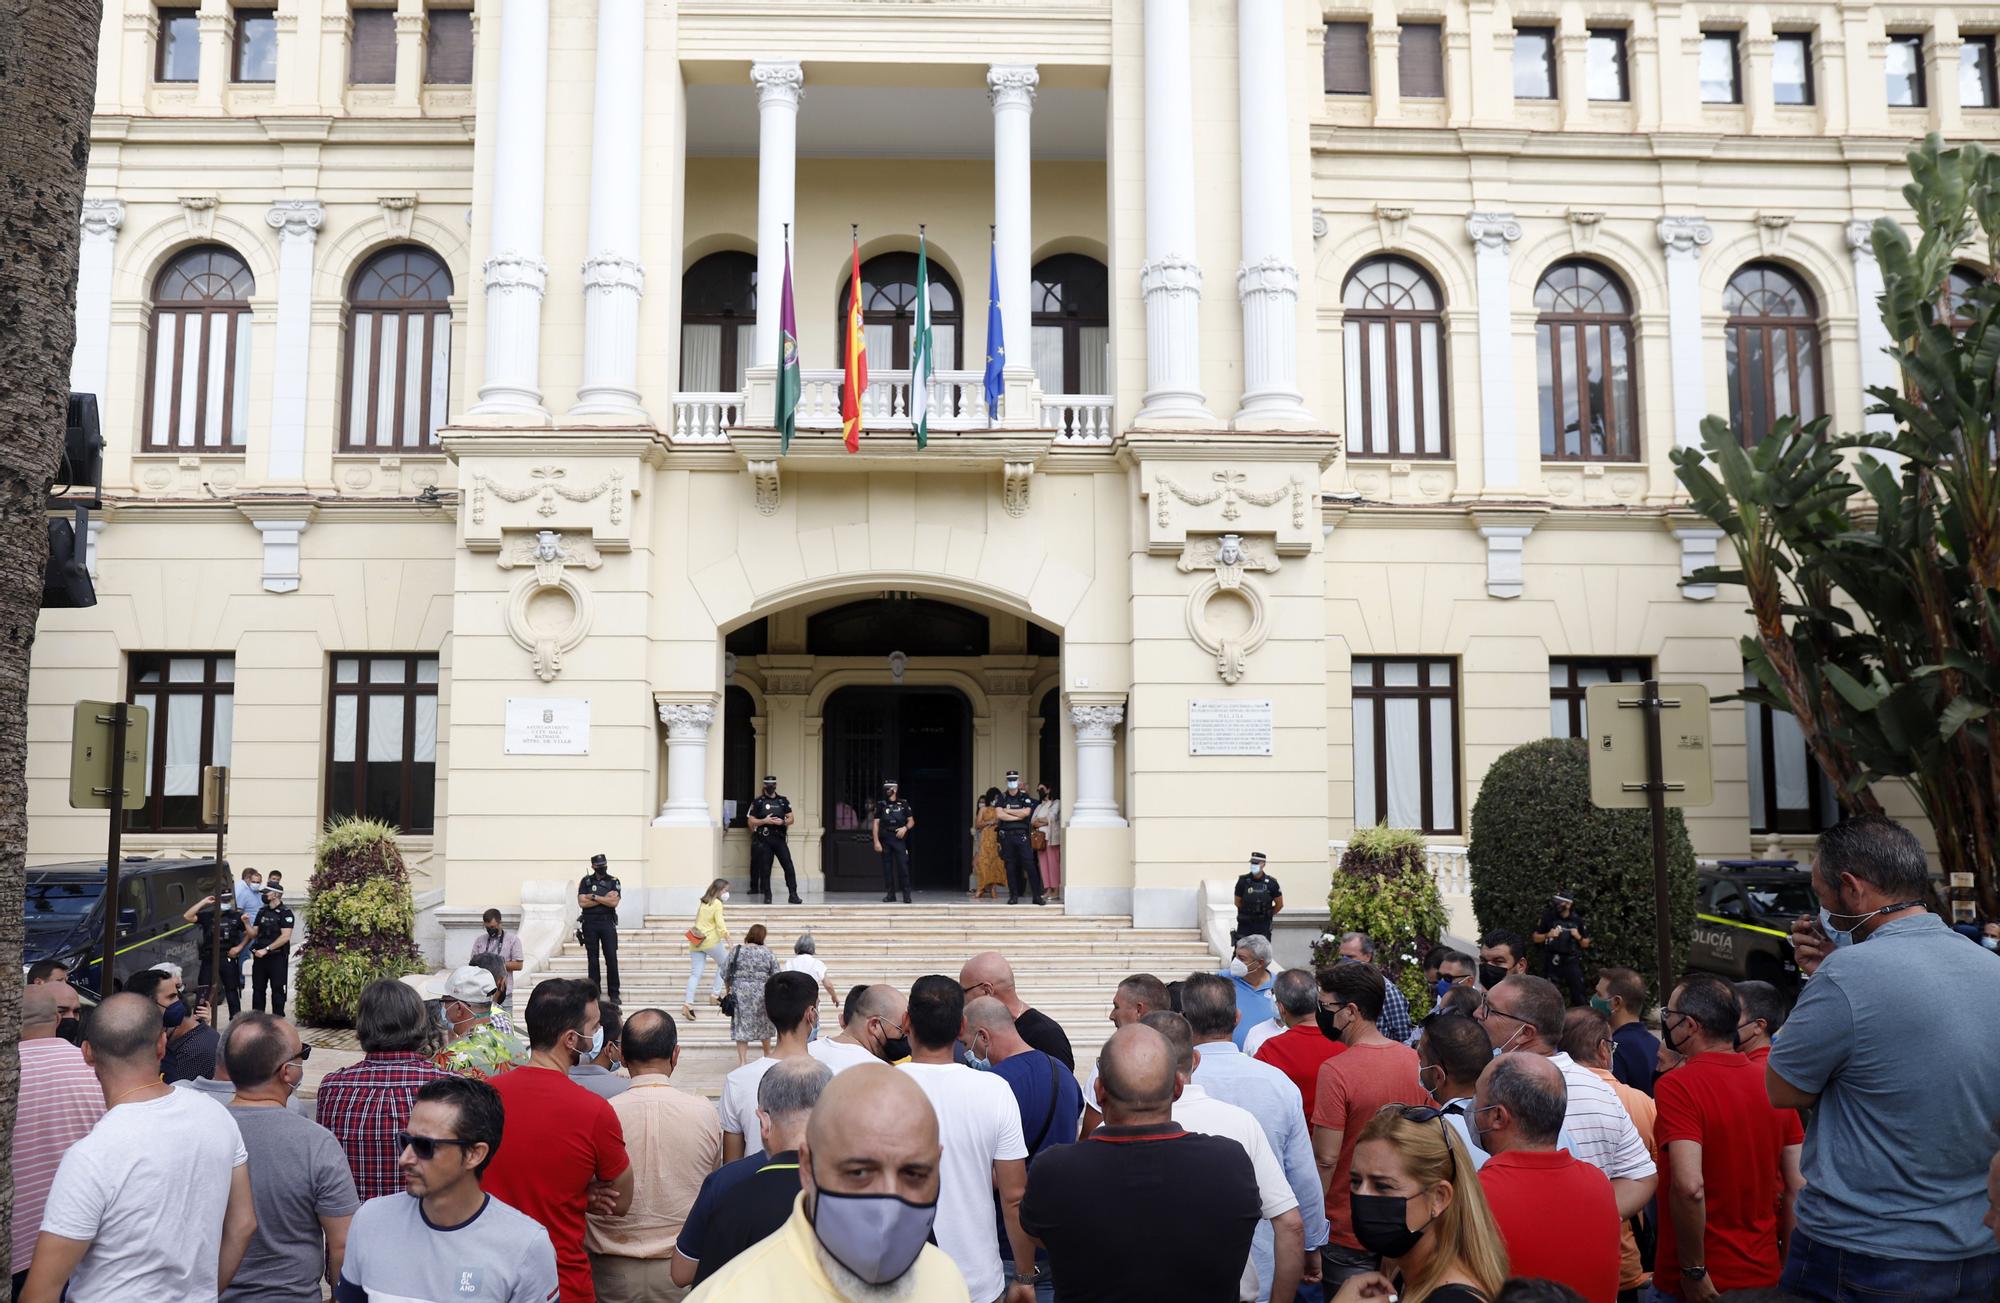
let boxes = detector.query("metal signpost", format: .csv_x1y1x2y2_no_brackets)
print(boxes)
202,765,232,1012
68,700,148,994
1586,680,1714,997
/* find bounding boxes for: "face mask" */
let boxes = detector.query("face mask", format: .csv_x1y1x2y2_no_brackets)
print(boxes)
56,1016,83,1046
879,1033,911,1062
1317,1006,1345,1042
1589,995,1614,1016
808,1177,939,1286
1433,977,1455,999
1984,937,1999,951
574,1025,606,1063
1819,897,1925,948
1006,780,1020,791
966,1039,992,1072
486,925,501,938
1478,963,1508,989
1468,1103,1500,1151
1227,958,1249,978
1251,864,1265,876
764,784,777,794
1350,1191,1431,1259
1490,1024,1526,1058
721,891,731,902
162,999,188,1030
1417,1063,1446,1103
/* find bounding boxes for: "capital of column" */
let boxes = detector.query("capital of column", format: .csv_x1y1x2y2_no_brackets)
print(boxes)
1070,703,1125,741
659,700,717,738
265,199,326,244
1465,211,1523,255
1141,253,1204,296
987,63,1039,111
484,251,550,298
750,59,804,109
1657,216,1714,260
1845,218,1881,257
582,253,645,295
1236,255,1300,301
79,199,126,242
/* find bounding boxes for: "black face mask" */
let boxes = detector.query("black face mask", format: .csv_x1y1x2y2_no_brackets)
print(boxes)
55,1017,83,1047
485,926,501,938
1478,963,1508,989
879,1035,911,1063
1316,1006,1344,1042
1350,1192,1430,1259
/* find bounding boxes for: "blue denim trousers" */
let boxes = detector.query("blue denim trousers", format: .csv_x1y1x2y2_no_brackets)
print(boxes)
1779,1229,2000,1303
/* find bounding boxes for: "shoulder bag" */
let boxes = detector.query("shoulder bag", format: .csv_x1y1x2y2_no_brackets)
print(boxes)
718,945,742,1016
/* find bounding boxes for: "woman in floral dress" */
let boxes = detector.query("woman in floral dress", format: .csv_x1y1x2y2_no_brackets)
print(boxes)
726,923,779,1064
971,789,1006,899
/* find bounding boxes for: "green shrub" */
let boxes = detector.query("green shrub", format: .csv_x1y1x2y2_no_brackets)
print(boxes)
294,816,426,1026
1467,737,1698,999
1312,825,1448,1019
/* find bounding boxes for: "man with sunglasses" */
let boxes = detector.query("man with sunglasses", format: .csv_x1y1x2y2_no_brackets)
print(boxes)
335,1077,560,1303
221,1014,360,1302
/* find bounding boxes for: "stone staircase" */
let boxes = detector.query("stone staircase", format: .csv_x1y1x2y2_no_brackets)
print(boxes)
529,902,1217,1095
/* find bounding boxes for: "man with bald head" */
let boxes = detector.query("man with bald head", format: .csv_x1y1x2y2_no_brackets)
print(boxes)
11,983,103,1295
1475,1052,1621,1303
1021,1024,1262,1301
22,994,257,1303
686,1063,969,1301
809,982,907,1074
966,996,1082,1300
960,951,1074,1070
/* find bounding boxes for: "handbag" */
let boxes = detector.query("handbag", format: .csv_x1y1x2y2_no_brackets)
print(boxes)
718,946,742,1017
1031,829,1048,852
683,926,705,947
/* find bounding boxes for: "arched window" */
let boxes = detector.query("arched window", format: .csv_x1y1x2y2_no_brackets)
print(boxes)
680,252,757,393
838,252,963,371
342,246,453,451
1724,263,1822,446
1341,256,1448,458
1535,260,1638,462
1030,254,1109,395
145,246,254,451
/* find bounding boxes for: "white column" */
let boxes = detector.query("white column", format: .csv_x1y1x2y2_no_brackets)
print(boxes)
264,199,324,484
570,0,647,421
1233,1,1311,428
70,200,125,403
1466,212,1523,488
1068,701,1127,828
1846,219,1901,444
1138,0,1215,423
1657,216,1714,450
469,0,550,418
989,64,1037,387
751,61,803,369
654,701,717,827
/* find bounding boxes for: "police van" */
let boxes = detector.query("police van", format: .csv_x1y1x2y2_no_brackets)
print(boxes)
23,855,229,999
1687,859,1817,989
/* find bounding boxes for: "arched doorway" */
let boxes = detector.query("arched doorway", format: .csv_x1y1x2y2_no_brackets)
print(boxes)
820,687,973,892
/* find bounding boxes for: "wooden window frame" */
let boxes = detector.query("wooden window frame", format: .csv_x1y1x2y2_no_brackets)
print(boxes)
1699,31,1742,104
1513,27,1558,100
836,252,965,371
1725,264,1823,447
231,6,277,83
324,654,439,835
125,653,233,833
1886,33,1927,107
1746,691,1838,835
1030,253,1109,396
1343,257,1450,460
1324,21,1371,95
339,246,454,453
1352,658,1462,836
1586,28,1628,101
1962,36,1998,108
156,7,200,82
1535,261,1640,463
1548,657,1650,739
1772,32,1814,105
142,247,255,453
679,251,757,393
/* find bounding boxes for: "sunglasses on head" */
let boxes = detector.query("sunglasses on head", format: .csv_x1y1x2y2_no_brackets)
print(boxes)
1376,1103,1460,1182
397,1131,476,1162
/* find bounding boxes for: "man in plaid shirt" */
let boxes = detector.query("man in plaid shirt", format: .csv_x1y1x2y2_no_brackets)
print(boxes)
315,979,450,1200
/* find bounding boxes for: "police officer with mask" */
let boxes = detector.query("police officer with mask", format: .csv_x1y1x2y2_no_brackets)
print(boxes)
1535,891,1591,1005
1232,852,1283,942
182,892,249,1017
746,774,801,905
872,781,915,904
249,886,295,1015
993,769,1045,906
578,853,622,1001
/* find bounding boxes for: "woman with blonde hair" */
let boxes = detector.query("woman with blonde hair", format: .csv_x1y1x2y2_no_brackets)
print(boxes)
682,877,731,1021
1331,1103,1508,1303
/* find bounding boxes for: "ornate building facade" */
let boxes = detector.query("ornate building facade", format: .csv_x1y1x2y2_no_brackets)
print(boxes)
33,0,1966,946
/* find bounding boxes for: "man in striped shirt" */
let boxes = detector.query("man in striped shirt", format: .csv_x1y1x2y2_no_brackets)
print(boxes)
11,983,104,1297
315,979,450,1200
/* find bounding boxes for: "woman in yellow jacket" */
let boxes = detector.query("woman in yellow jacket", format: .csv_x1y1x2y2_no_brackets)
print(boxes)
682,877,731,1021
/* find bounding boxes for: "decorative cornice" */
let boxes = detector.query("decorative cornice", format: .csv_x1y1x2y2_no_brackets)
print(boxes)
79,198,126,240
987,63,1040,111
264,198,326,241
581,253,645,295
749,60,804,109
1656,215,1714,258
1466,210,1523,252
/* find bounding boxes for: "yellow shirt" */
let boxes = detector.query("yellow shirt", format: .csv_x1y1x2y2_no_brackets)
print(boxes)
694,899,728,952
585,1074,723,1259
685,1195,969,1303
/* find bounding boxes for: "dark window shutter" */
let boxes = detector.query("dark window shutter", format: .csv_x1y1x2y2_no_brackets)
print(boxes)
425,8,473,84
349,7,397,85
1324,22,1371,95
1399,23,1445,98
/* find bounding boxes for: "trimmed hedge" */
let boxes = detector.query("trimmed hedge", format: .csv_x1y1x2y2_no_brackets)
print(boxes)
1312,824,1448,1019
1467,737,1698,999
294,816,427,1025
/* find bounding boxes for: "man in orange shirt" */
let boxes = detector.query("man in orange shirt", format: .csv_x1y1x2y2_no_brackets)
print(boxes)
1562,1006,1657,1298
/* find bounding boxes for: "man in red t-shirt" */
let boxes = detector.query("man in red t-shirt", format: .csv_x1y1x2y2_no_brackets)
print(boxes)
1310,962,1428,1290
1731,979,1789,1071
1476,1052,1622,1302
1255,969,1343,1118
1653,975,1804,1300
483,979,634,1303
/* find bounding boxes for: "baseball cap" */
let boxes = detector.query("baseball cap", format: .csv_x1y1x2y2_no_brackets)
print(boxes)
427,966,497,1005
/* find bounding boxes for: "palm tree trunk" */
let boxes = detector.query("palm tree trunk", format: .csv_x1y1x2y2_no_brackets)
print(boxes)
0,0,104,1276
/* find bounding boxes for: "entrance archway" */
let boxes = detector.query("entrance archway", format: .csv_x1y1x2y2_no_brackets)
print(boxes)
820,686,973,892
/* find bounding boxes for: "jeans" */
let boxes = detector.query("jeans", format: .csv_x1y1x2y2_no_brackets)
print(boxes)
684,948,725,1005
1780,1229,2000,1303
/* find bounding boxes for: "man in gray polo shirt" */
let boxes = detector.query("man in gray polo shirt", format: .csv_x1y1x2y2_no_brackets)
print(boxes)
1769,816,2000,1303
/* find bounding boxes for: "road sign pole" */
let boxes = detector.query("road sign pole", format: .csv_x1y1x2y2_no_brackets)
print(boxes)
100,701,128,996
1641,679,1675,1000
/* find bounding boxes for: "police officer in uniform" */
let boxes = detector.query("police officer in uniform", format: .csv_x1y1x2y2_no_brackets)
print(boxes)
746,774,801,904
1232,852,1283,943
993,769,1045,906
182,892,249,1017
872,780,916,904
248,886,295,1016
1535,891,1592,1005
578,853,622,1001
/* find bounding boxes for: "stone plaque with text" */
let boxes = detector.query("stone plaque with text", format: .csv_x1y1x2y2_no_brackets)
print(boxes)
1189,699,1273,756
505,697,591,755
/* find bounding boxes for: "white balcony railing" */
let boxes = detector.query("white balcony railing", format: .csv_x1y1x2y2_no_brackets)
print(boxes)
671,392,741,443
672,376,1113,443
1042,394,1114,445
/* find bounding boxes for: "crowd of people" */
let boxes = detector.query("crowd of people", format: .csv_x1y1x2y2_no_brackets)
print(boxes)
10,813,2000,1303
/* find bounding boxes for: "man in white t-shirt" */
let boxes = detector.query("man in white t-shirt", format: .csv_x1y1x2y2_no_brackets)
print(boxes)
1144,1012,1307,1303
780,933,839,1020
22,993,257,1303
719,970,819,1161
898,976,1036,1303
807,981,906,1075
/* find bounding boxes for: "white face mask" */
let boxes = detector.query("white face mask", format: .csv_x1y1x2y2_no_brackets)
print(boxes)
721,890,731,902
1228,957,1250,978
1006,780,1020,791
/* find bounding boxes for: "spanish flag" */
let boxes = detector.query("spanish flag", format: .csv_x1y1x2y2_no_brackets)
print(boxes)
841,235,868,453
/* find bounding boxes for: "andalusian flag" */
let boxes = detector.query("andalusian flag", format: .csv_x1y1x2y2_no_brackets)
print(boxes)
841,234,868,453
777,234,800,454
909,230,934,449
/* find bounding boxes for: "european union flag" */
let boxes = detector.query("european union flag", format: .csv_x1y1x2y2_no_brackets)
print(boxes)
983,239,1005,422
